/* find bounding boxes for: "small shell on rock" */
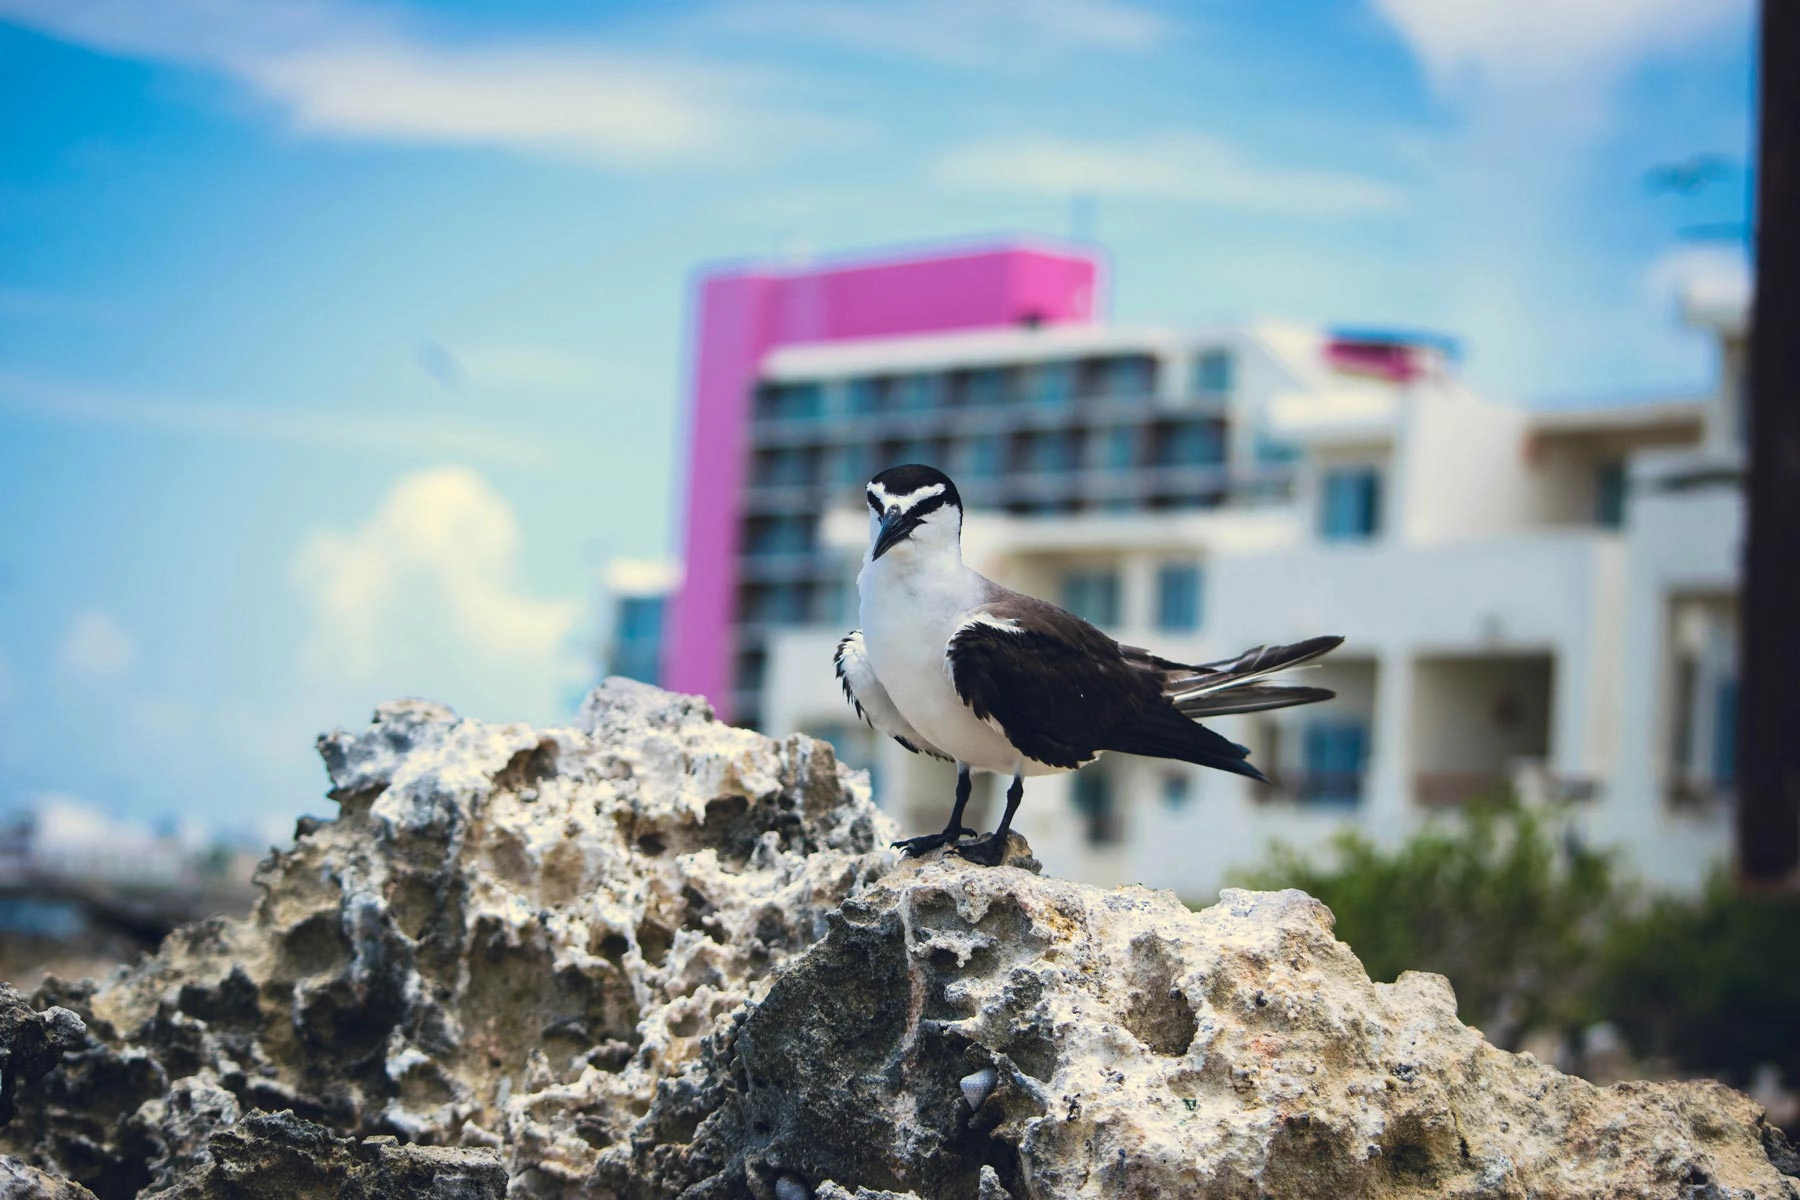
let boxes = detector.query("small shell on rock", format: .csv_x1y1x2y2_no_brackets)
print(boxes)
960,1066,999,1110
773,1173,811,1200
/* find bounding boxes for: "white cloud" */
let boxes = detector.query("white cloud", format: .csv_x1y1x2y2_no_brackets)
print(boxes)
934,132,1403,217
0,370,565,468
714,0,1165,65
0,0,828,168
290,465,583,690
1643,244,1752,314
57,610,137,680
1374,0,1750,107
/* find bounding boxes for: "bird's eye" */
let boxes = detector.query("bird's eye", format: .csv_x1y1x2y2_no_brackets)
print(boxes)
866,492,881,512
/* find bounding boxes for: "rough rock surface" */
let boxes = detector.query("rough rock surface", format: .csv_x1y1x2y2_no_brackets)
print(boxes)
625,866,1799,1198
0,681,889,1198
0,1154,99,1199
0,679,1795,1199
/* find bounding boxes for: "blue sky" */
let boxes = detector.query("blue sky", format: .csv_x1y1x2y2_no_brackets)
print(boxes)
0,0,1755,841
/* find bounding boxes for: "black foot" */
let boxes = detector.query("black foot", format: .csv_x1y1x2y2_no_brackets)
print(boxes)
951,834,1009,867
893,827,977,857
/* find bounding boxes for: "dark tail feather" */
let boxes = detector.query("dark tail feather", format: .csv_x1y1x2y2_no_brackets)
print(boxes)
1174,682,1336,718
1101,706,1269,782
1166,635,1345,698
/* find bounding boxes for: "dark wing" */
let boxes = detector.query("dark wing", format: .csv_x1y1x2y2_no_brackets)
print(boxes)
835,631,953,761
945,607,1159,770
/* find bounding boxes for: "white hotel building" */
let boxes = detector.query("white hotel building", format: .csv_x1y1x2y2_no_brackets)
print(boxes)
732,291,1745,897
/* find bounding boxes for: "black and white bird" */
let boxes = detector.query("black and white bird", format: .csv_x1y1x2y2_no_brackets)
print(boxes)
835,464,1344,866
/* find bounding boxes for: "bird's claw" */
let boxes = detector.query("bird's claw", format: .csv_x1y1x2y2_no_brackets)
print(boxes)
892,827,977,857
951,835,1008,867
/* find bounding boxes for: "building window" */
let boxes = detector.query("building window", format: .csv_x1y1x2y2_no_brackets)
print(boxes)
961,367,1012,407
757,381,824,421
1020,429,1078,474
1320,467,1382,541
961,434,1007,477
827,444,867,486
1101,426,1136,470
1071,764,1120,845
892,373,943,411
1193,350,1233,395
1093,355,1156,399
609,595,664,685
744,515,813,556
1156,564,1204,632
753,447,815,487
1061,569,1120,627
1594,460,1626,529
883,439,941,470
1023,361,1075,407
1161,772,1192,809
1713,678,1737,786
1300,718,1368,805
846,377,885,413
1154,419,1226,467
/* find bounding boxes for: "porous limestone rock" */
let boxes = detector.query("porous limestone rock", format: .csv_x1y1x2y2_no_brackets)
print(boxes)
1,680,892,1199
154,1109,506,1199
0,983,87,1127
601,862,1800,1200
0,1155,99,1200
2,679,1795,1200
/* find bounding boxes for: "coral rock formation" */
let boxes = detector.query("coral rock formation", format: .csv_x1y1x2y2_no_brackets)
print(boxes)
0,679,1794,1199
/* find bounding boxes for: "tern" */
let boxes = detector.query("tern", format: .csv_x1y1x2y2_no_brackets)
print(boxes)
836,464,1343,865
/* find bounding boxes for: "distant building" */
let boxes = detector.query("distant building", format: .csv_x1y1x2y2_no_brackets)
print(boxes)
666,240,1743,895
601,560,681,687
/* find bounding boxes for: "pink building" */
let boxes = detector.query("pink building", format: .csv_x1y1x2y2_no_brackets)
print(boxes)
664,242,1102,720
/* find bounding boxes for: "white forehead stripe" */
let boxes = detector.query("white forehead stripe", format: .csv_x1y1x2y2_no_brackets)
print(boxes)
867,482,946,513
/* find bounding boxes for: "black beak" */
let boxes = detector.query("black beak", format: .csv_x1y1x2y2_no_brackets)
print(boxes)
871,507,920,560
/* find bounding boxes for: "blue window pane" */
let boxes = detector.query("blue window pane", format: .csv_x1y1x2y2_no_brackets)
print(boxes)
1301,719,1369,805
893,373,944,411
962,435,1006,477
1156,420,1225,466
1071,766,1118,844
1097,356,1155,398
1102,427,1136,470
1061,570,1120,627
846,378,884,413
963,368,1011,406
1713,677,1737,785
1161,773,1192,809
1595,461,1627,529
1193,350,1233,395
829,444,867,485
1021,431,1077,473
1320,468,1382,541
1156,564,1203,631
760,382,822,421
1024,361,1075,406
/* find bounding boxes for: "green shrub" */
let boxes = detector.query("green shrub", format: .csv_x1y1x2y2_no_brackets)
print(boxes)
1598,871,1800,1088
1230,803,1620,1047
1231,804,1800,1093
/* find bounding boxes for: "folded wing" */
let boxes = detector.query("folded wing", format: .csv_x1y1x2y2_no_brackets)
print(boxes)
835,630,953,761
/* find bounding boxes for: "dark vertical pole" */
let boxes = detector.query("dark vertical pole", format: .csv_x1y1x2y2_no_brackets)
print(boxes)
1739,0,1800,885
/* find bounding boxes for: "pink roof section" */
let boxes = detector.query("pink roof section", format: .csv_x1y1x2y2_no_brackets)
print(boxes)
665,242,1103,718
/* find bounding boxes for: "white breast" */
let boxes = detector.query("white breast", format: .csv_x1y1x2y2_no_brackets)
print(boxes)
857,554,1053,775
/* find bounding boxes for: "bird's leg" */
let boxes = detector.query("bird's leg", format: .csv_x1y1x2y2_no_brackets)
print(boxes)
955,772,1023,867
893,764,979,857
